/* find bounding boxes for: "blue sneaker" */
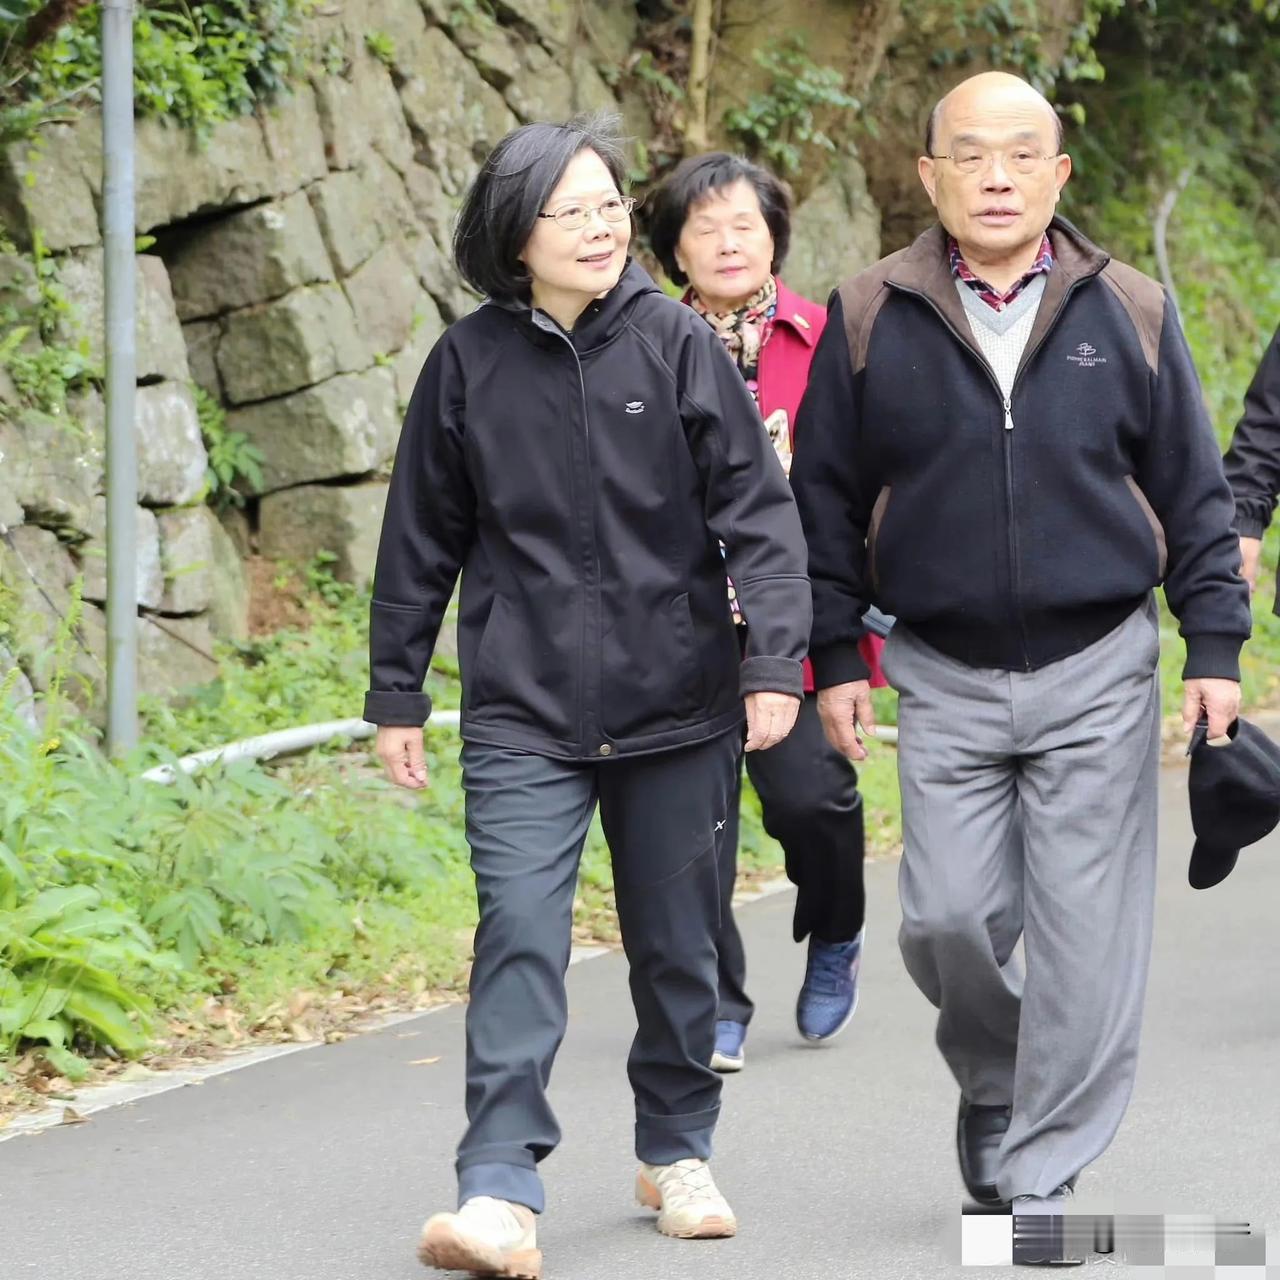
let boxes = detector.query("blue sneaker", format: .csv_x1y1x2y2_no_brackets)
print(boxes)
710,1020,746,1072
796,927,864,1042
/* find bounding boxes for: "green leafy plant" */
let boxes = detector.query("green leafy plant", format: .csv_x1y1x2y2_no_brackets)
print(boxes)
2,1,315,142
318,35,348,78
364,29,395,68
0,231,100,419
632,49,682,101
722,39,860,176
0,572,467,1074
195,384,263,509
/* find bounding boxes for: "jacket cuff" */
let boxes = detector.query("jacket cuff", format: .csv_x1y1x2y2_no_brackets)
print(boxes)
1181,634,1245,682
1234,505,1268,539
809,642,871,688
739,656,804,699
363,689,433,726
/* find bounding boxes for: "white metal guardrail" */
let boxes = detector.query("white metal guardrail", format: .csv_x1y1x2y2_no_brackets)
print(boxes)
139,711,896,783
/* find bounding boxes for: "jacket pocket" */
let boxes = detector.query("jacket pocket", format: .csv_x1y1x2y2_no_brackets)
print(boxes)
468,595,508,706
1124,476,1168,580
669,593,707,713
866,485,892,592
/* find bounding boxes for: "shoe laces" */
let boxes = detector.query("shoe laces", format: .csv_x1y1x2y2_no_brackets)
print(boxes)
456,1196,529,1241
805,935,861,997
648,1158,721,1208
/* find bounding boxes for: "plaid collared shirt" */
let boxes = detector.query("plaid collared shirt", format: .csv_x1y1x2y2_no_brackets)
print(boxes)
949,234,1054,311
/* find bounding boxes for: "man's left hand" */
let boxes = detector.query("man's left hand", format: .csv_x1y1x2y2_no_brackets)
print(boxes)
1182,678,1242,739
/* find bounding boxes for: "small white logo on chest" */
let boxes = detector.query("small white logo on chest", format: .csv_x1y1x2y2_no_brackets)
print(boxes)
1068,341,1107,368
625,400,645,414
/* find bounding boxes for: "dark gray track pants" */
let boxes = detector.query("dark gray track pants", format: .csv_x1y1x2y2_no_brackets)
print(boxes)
454,730,738,1213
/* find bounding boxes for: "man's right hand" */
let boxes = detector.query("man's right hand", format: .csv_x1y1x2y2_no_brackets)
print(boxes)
1240,535,1263,595
376,725,429,790
816,680,876,761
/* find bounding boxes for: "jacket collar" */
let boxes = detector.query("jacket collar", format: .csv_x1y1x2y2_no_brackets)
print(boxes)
886,217,1110,375
492,259,662,353
771,278,819,348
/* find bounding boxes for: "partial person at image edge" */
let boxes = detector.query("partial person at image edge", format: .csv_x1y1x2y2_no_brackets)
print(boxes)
1224,321,1280,615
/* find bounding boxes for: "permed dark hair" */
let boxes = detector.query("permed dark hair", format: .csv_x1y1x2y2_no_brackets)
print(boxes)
646,152,792,288
453,113,628,302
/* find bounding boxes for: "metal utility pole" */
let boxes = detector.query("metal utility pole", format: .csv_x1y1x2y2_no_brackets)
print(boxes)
102,0,137,753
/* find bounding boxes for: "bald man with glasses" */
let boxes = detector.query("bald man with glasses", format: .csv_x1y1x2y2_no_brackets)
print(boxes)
791,71,1250,1253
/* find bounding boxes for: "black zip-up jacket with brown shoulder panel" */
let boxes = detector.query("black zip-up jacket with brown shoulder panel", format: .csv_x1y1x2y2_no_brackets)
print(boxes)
790,218,1251,686
362,260,812,760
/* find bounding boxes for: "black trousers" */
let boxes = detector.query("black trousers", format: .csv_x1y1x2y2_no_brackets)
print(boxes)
456,730,737,1213
716,692,867,1025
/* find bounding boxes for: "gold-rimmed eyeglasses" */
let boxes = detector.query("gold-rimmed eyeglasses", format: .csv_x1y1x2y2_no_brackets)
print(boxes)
929,147,1058,176
537,196,636,230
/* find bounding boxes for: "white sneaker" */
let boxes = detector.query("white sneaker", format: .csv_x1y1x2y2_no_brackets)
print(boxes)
635,1158,738,1238
417,1196,541,1277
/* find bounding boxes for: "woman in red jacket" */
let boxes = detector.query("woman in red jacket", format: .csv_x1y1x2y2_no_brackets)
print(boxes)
649,153,887,1069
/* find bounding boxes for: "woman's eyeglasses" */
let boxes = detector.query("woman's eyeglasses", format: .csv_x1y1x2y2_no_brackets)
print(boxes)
537,196,636,230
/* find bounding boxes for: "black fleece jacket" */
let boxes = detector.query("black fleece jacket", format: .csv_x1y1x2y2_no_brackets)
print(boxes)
1224,322,1280,617
362,261,811,760
790,219,1251,684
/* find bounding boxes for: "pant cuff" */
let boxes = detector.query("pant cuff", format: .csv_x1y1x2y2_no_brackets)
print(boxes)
997,1155,1081,1203
717,998,754,1026
456,1160,544,1214
636,1104,720,1165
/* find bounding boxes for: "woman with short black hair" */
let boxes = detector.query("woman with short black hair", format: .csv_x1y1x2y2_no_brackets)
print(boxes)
364,117,812,1277
648,152,887,1075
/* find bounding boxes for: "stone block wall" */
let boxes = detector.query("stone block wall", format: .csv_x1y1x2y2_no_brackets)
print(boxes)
0,0,881,716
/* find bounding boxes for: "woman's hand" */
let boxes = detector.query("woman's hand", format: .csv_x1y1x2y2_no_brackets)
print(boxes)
816,681,876,761
376,725,429,789
744,691,801,752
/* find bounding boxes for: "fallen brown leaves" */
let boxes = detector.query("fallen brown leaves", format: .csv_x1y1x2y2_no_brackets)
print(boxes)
0,982,465,1125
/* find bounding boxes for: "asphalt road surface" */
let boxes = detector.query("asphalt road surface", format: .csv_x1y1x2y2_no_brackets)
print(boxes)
2,767,1277,1279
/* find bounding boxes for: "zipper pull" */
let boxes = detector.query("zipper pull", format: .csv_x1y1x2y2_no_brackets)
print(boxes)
1003,397,1014,431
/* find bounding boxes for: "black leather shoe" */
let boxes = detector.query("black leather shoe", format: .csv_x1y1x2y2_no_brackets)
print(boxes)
957,1097,1011,1206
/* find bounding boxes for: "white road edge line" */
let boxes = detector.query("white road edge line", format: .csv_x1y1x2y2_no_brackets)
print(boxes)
0,878,792,1143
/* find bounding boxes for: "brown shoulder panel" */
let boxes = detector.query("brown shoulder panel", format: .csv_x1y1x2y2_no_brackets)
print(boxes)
837,250,906,374
1099,260,1166,376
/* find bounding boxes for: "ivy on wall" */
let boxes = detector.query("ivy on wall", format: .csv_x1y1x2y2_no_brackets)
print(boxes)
722,38,861,177
1,0,314,143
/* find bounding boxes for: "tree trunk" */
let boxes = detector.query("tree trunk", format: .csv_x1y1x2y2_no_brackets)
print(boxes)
684,0,714,154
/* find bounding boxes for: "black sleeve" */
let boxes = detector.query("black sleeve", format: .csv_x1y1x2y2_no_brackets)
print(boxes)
1138,294,1252,680
677,320,812,698
789,292,875,687
1223,323,1280,538
362,334,476,725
